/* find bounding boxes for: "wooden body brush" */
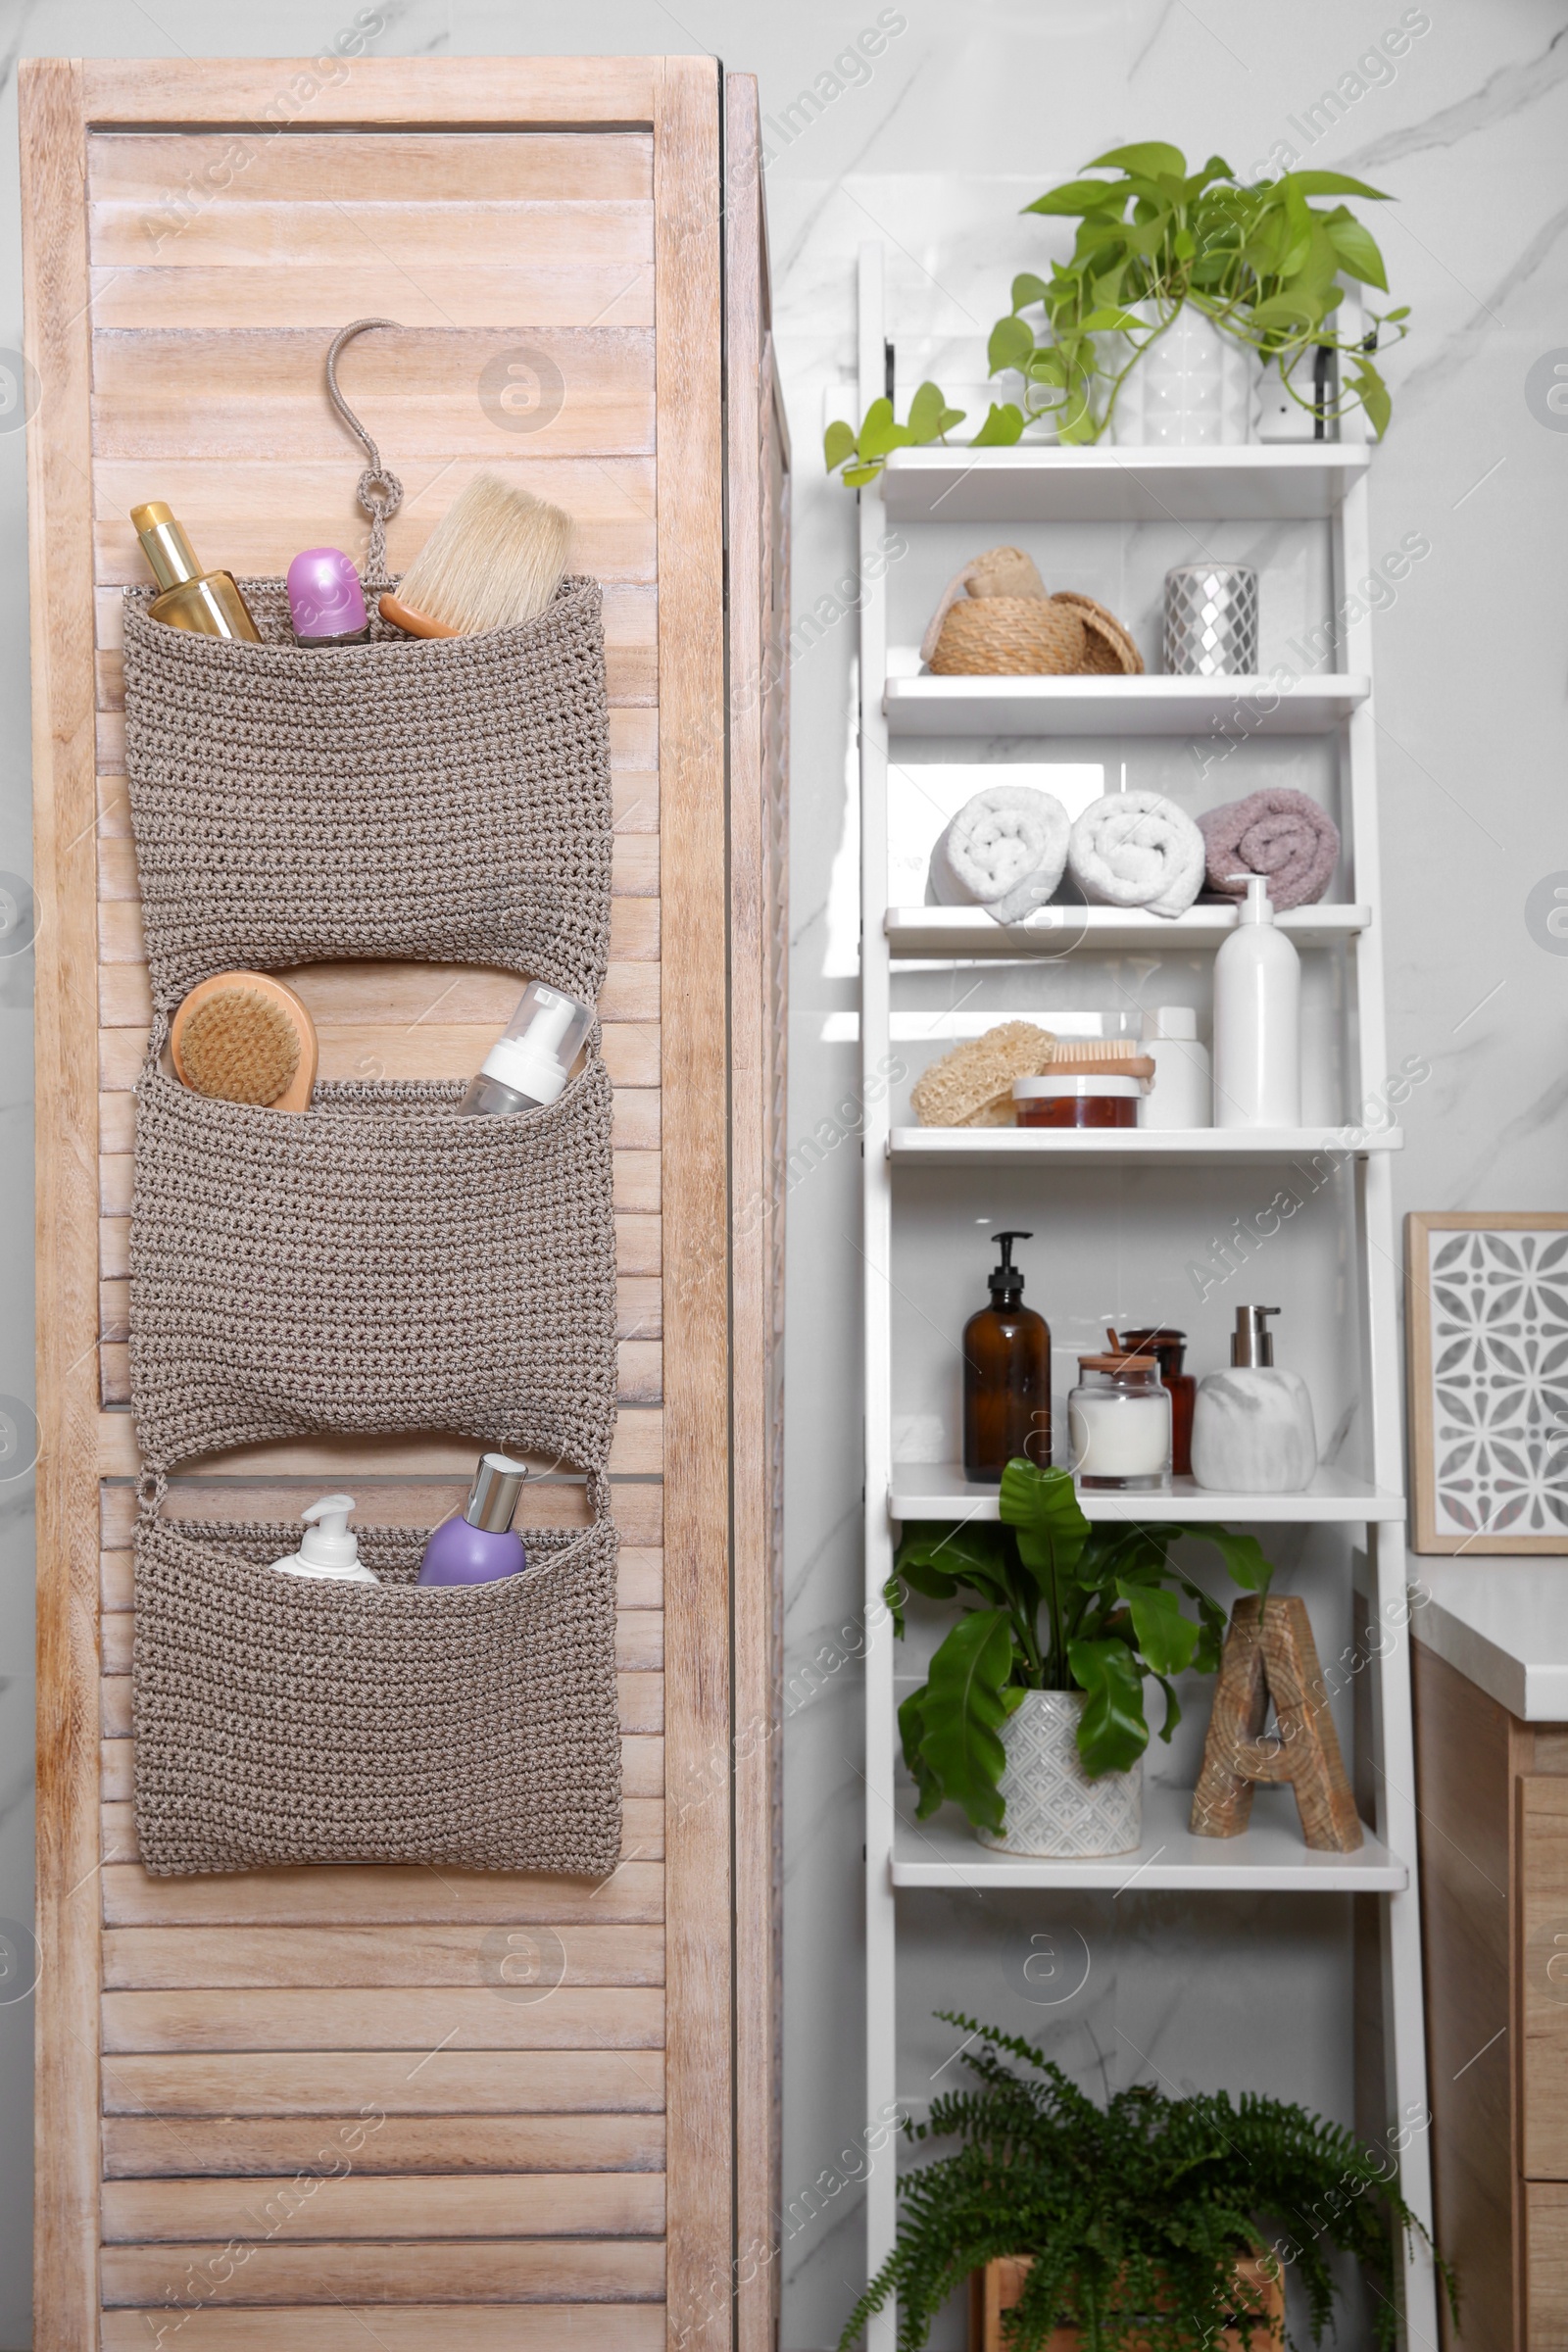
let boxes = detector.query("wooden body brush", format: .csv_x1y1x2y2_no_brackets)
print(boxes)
379,472,572,639
171,972,318,1112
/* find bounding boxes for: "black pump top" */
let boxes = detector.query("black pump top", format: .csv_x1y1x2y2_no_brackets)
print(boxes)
988,1229,1032,1298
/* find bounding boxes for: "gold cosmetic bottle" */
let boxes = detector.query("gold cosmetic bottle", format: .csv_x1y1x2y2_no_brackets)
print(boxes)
130,502,262,641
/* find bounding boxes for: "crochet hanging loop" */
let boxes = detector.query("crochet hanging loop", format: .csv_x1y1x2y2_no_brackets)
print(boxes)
324,318,407,590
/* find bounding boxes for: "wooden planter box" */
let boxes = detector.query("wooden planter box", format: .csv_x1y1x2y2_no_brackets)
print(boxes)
970,2252,1285,2352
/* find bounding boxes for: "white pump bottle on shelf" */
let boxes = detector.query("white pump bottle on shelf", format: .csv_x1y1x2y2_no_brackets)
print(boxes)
1211,873,1300,1127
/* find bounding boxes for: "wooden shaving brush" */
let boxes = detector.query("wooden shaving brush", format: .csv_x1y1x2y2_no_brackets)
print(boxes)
171,973,318,1112
379,473,572,639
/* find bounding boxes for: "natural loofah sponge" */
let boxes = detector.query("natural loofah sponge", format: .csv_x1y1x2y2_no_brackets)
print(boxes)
177,987,302,1104
910,1021,1056,1128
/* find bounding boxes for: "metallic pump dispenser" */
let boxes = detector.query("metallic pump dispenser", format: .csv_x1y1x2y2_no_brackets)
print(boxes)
131,502,262,642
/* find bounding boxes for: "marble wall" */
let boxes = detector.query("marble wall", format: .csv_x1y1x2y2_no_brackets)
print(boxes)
0,3,1563,2343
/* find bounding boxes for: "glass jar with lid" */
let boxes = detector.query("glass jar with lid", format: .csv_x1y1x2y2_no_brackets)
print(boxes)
1067,1352,1172,1493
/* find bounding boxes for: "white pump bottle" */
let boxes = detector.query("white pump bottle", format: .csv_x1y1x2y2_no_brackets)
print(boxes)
269,1494,379,1585
1211,874,1300,1127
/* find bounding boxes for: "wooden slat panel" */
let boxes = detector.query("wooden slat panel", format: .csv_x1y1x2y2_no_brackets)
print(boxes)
103,1862,664,1929
101,1923,664,1989
98,2306,664,2349
88,129,655,203
77,57,664,122
103,2112,666,2179
102,1986,664,2053
101,2170,666,2241
101,2049,666,2116
102,2237,663,2306
1523,1777,1568,2179
92,265,657,332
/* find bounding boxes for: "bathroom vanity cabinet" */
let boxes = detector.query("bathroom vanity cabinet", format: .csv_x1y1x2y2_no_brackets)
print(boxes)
24,56,788,2352
1414,1570,1568,2351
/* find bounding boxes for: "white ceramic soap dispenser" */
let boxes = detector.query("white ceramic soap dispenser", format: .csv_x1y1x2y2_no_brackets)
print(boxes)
1191,1306,1318,1494
1211,874,1300,1127
269,1494,380,1585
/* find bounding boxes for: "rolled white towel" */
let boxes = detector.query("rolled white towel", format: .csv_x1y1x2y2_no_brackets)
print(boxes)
928,786,1071,926
1067,791,1205,920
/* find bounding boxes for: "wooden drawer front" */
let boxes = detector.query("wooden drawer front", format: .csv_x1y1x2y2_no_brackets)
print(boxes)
1522,1778,1568,2179
1529,2182,1568,2348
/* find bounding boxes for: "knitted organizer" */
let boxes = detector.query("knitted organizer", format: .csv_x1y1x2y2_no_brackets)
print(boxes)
129,1053,617,1483
132,1514,621,1876
122,572,613,1011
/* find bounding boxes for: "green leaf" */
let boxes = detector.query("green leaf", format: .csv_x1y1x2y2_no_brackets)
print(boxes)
1022,177,1134,217
882,1572,907,1639
1324,215,1389,291
841,463,880,486
1384,304,1410,321
1151,1672,1183,1744
854,398,912,461
895,1521,1012,1606
1285,170,1393,202
915,1608,1018,1831
968,402,1026,447
1352,361,1392,439
1086,141,1188,181
1079,306,1148,333
1173,1524,1273,1599
1067,1638,1149,1776
1010,271,1050,311
1116,1580,1199,1678
998,1460,1091,1579
1247,290,1320,331
823,417,857,474
898,1688,944,1819
906,379,960,444
988,313,1037,375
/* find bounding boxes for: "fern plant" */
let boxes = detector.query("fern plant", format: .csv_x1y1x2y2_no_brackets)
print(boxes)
838,2016,1456,2352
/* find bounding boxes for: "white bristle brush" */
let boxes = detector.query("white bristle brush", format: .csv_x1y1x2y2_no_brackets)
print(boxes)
380,472,573,639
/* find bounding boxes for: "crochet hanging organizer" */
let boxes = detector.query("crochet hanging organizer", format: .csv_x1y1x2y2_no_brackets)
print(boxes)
123,319,621,1877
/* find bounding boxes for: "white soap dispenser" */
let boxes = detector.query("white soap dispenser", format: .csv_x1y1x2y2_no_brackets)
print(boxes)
1191,1306,1318,1494
459,982,594,1118
1211,873,1300,1128
269,1494,379,1585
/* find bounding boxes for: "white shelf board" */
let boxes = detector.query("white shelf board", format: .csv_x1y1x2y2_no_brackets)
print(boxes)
890,1124,1401,1167
884,666,1369,738
890,1781,1406,1892
889,1463,1405,1524
886,903,1370,957
879,442,1371,525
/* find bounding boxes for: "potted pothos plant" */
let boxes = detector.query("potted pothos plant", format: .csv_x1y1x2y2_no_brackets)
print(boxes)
892,1460,1268,1854
837,2014,1457,2352
825,139,1409,483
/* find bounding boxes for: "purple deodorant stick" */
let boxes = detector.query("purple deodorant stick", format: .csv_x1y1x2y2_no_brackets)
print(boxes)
286,546,369,647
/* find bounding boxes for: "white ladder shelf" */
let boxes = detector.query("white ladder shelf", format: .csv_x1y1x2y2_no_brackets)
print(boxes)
855,242,1437,2348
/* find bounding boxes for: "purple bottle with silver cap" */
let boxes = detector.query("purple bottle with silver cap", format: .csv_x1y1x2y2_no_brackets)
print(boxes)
286,546,369,648
416,1452,530,1586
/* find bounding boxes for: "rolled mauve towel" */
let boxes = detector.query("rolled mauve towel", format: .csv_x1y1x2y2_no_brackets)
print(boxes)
1198,788,1340,911
1067,790,1205,920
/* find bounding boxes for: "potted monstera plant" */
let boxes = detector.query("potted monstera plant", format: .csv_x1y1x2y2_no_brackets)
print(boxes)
893,1460,1269,1857
837,2015,1456,2352
824,140,1409,481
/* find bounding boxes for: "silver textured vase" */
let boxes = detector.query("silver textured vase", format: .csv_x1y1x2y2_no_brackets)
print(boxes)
977,1689,1143,1858
1163,564,1259,677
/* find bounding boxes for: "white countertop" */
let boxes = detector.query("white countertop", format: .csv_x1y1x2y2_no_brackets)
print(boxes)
1412,1561,1568,1721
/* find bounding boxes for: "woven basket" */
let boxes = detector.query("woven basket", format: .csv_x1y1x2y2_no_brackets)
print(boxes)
122,574,612,1010
129,1053,617,1481
928,595,1085,677
132,1513,620,1875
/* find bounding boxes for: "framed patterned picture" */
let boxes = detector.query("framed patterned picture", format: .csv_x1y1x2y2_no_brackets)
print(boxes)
1405,1211,1568,1553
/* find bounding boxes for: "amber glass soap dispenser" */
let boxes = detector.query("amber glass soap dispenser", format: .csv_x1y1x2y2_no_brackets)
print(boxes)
962,1229,1051,1484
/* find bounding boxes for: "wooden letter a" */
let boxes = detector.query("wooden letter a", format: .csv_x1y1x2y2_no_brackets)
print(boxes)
1191,1594,1363,1852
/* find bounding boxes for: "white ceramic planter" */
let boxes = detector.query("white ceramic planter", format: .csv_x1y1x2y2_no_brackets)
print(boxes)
977,1689,1143,1858
1107,304,1255,447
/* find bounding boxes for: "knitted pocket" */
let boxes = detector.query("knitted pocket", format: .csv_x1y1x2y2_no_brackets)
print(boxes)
129,1054,617,1481
121,574,612,1010
131,1513,621,1875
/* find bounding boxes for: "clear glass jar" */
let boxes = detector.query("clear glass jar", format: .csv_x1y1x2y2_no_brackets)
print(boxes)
1067,1352,1172,1492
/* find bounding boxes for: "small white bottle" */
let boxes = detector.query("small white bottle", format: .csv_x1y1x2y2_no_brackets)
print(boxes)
269,1494,379,1585
1140,1005,1211,1129
1212,874,1300,1128
460,982,594,1117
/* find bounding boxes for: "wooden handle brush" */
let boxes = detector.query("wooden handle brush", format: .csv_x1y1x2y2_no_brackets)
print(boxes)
379,472,572,639
171,972,318,1112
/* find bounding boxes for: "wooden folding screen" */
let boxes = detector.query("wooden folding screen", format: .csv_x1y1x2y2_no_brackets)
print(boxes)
23,55,787,2351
